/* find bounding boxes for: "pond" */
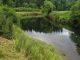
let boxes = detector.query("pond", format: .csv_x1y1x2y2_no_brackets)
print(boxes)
21,17,80,60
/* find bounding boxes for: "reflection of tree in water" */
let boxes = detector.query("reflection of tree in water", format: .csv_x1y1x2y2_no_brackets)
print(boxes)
70,33,80,55
77,47,80,55
70,33,80,47
21,17,63,33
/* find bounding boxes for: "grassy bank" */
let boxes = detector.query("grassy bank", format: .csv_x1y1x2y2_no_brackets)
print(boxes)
0,37,26,60
50,11,71,22
16,12,45,20
0,25,64,60
13,25,64,60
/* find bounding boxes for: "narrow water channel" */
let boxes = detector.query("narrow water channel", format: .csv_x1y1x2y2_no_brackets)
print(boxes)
26,28,80,60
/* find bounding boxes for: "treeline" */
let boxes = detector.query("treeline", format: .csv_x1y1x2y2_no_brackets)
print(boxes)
0,0,77,10
54,0,76,10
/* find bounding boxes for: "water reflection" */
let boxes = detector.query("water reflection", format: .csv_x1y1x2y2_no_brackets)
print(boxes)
27,28,80,60
21,17,63,33
22,17,80,60
70,32,80,55
70,33,80,47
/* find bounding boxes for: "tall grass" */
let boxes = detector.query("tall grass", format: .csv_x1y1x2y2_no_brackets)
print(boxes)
13,25,63,60
0,37,27,60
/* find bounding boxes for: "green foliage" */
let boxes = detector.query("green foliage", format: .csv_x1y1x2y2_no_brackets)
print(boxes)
43,0,55,14
2,0,44,8
1,0,14,7
0,0,77,11
0,6,17,39
54,0,75,10
53,0,76,10
16,12,44,20
50,11,71,22
70,11,80,21
70,0,80,20
14,7,41,12
71,0,80,11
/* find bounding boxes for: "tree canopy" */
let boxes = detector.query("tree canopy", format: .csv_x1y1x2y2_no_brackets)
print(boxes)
0,0,77,10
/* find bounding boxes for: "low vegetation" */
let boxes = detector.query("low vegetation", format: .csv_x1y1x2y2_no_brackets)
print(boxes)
50,11,71,22
16,12,44,20
14,8,42,12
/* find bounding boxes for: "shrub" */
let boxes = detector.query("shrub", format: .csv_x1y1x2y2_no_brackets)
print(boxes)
70,0,80,21
0,6,17,39
43,0,55,14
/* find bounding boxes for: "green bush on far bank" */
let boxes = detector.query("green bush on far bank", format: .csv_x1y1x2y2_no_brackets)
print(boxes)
70,0,80,21
50,11,71,23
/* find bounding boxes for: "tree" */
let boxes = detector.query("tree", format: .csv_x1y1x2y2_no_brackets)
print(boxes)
71,0,80,11
1,0,14,7
70,0,80,21
43,0,55,14
36,0,44,8
53,0,76,11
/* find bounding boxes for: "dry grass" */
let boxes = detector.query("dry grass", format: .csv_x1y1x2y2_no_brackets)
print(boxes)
0,37,27,60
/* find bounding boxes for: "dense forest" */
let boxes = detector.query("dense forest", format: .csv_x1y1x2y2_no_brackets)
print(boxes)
0,0,77,10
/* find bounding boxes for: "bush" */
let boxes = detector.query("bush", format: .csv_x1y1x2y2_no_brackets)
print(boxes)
50,11,71,23
0,6,17,39
43,0,55,14
70,0,80,21
70,11,80,20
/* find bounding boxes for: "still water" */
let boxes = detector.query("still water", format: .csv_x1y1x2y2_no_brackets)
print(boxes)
27,28,80,60
22,17,80,60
